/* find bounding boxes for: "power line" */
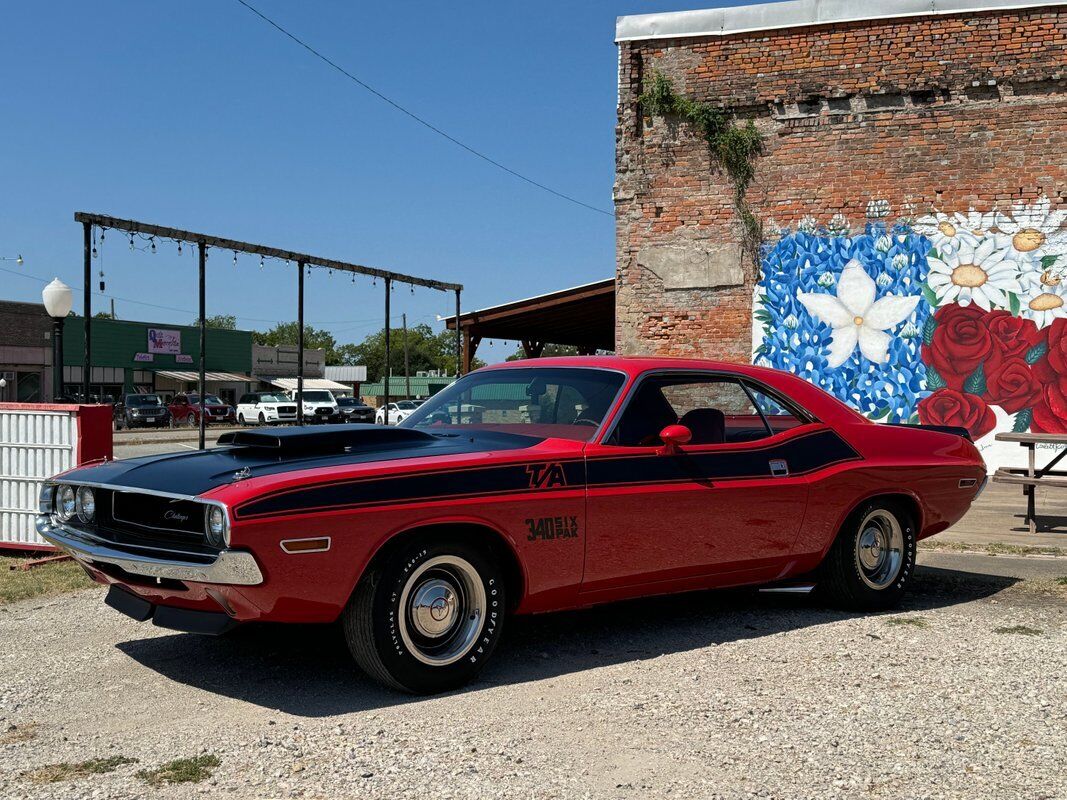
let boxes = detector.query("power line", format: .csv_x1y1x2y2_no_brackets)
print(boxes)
232,0,613,218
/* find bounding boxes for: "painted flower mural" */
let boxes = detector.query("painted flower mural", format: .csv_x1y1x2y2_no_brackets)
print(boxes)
754,196,1067,446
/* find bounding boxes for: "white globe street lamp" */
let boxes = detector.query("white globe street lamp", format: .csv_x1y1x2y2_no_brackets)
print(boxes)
42,278,74,401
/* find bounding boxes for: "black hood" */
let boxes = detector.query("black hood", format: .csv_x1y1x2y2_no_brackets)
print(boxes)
57,425,544,497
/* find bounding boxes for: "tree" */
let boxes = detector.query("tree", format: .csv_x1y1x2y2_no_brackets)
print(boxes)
193,314,237,330
338,324,478,379
253,322,341,364
506,343,579,361
93,311,114,320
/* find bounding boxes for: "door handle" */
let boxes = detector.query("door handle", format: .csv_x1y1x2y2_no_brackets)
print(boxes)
769,459,789,477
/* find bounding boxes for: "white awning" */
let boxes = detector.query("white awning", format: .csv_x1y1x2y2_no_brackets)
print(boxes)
155,370,254,382
268,377,350,392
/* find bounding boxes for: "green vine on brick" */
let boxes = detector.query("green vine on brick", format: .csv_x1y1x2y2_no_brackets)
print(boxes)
638,70,764,268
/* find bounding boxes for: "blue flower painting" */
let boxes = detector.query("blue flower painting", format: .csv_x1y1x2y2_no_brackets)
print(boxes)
753,222,933,423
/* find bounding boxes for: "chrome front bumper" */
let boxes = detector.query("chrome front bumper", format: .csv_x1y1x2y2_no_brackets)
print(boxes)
35,516,264,586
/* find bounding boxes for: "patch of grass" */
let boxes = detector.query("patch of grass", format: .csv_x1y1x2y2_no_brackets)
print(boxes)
0,722,38,744
1055,576,1067,586
918,540,1066,558
885,616,928,628
0,555,93,605
24,755,138,784
993,625,1043,636
137,754,221,786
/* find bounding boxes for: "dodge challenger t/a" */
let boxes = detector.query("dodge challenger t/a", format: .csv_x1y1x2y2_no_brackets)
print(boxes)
37,357,985,693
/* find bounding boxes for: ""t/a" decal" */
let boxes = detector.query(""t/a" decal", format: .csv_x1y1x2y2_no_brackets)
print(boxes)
526,462,568,490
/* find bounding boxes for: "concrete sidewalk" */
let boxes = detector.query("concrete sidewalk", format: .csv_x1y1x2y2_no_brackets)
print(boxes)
936,481,1066,551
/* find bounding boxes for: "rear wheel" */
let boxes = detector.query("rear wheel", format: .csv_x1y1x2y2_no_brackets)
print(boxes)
342,538,505,694
184,414,196,428
258,412,266,425
818,500,916,611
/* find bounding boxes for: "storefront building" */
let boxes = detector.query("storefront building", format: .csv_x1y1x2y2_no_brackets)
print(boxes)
60,316,254,405
0,300,56,403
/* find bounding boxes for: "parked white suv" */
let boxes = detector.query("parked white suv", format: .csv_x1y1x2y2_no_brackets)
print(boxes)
236,392,298,426
288,389,340,423
375,400,420,426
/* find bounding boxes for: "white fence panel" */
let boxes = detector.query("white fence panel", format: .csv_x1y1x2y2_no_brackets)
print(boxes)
0,408,77,547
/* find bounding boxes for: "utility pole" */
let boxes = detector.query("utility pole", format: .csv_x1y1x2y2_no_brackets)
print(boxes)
110,297,116,319
402,312,411,400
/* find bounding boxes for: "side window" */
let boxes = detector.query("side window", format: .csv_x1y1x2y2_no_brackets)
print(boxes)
613,375,774,447
745,384,807,434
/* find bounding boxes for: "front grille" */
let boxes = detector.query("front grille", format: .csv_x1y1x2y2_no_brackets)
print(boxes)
315,407,332,416
112,491,206,536
278,406,297,414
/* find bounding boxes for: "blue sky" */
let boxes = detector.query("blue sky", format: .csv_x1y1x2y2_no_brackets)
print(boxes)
1,1,747,363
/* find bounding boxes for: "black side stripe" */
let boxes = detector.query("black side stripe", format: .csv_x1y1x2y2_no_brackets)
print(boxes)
234,428,859,520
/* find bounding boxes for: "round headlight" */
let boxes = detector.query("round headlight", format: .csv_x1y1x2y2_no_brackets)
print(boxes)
76,486,96,523
56,485,77,521
205,506,226,547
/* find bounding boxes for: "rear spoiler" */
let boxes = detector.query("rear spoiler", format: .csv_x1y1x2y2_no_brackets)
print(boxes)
887,423,972,441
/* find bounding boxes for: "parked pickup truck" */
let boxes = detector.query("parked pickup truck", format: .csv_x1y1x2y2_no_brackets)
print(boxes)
288,389,340,423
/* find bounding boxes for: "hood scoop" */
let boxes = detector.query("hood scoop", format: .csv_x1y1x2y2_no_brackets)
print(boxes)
216,424,434,455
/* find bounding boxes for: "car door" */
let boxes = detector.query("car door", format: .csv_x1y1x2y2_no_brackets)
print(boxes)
581,371,816,595
169,395,188,422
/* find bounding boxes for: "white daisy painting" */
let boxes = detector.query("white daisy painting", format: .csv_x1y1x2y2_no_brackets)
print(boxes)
926,235,1025,311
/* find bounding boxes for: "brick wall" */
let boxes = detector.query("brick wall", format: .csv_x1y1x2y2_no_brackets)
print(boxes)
615,6,1067,358
0,301,51,349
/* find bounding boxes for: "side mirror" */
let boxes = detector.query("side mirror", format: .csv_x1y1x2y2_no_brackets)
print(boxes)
658,424,692,455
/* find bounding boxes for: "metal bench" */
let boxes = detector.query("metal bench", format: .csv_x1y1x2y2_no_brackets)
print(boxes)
992,433,1067,534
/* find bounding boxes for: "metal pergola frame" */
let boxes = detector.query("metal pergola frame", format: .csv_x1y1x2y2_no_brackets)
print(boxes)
74,212,463,449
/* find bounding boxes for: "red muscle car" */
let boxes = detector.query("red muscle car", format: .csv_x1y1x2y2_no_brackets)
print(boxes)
38,357,985,694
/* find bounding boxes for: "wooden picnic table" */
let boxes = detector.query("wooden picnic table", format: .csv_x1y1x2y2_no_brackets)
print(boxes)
992,432,1067,534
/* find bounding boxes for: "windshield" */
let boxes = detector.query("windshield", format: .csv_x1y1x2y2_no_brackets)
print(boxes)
256,394,286,403
402,367,624,442
295,390,335,402
126,395,161,406
396,401,418,410
188,394,224,406
337,397,365,407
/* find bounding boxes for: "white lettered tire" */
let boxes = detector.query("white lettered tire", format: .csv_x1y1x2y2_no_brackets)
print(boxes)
818,499,916,611
342,538,505,693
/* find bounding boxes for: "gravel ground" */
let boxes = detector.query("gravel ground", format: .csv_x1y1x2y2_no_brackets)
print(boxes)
0,560,1063,799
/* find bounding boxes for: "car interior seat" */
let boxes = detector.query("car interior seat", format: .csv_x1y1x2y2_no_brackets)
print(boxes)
679,408,726,445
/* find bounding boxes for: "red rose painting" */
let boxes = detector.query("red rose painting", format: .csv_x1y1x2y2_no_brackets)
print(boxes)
917,389,997,440
1031,377,1067,434
1030,318,1067,386
921,304,993,391
920,300,1065,439
983,356,1041,414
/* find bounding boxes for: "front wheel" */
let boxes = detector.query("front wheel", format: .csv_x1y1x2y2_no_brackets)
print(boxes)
342,538,506,694
818,499,916,611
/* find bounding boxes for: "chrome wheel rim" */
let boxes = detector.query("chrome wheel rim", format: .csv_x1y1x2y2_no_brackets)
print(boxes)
398,556,485,666
855,510,904,590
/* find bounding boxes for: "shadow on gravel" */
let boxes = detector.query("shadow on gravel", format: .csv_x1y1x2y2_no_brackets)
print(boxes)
114,563,1017,716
